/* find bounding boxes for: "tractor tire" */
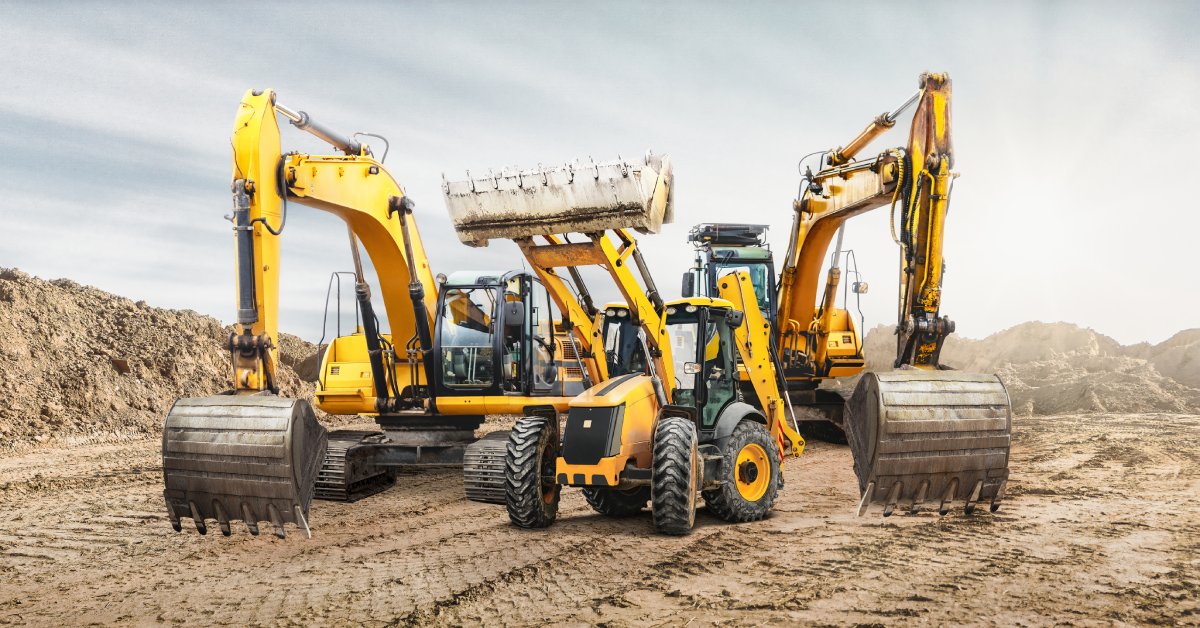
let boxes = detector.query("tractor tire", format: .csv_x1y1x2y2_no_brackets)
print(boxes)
582,486,651,517
505,416,560,529
651,416,699,535
703,420,781,523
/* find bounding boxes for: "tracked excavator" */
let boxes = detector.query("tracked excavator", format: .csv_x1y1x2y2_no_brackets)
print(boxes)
684,72,1012,515
161,90,672,538
445,163,806,534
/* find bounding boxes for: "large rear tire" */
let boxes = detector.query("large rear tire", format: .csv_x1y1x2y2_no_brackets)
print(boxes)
703,420,781,522
582,486,650,517
651,416,698,535
505,417,560,529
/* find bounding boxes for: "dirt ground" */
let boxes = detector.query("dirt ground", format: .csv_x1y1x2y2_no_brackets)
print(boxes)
1,413,1196,626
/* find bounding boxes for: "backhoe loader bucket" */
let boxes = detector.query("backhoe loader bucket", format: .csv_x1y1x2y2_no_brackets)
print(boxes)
845,370,1011,516
443,152,673,246
162,395,328,538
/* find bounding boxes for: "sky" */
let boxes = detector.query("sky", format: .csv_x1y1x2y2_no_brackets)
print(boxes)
0,1,1197,345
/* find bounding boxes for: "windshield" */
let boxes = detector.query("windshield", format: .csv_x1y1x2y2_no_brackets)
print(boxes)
439,286,496,387
602,311,645,377
714,262,771,314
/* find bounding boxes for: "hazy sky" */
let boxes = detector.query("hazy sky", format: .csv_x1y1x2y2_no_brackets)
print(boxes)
1,2,1197,345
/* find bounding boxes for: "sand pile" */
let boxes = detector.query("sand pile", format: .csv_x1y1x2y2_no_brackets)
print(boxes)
855,321,1200,415
0,268,322,451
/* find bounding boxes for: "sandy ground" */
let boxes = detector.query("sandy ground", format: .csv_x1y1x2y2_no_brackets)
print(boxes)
1,413,1196,626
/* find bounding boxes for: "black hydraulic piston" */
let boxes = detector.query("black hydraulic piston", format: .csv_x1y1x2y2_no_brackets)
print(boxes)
232,179,258,326
391,195,437,400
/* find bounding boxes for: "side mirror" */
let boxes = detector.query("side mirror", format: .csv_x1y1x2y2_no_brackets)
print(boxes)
852,281,869,294
683,362,702,375
681,272,695,298
504,301,525,328
725,310,745,328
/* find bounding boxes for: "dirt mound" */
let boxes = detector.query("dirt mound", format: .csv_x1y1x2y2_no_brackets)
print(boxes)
0,268,323,451
855,321,1200,415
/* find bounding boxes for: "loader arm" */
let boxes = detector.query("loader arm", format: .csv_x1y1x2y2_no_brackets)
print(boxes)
443,154,677,401
716,270,804,459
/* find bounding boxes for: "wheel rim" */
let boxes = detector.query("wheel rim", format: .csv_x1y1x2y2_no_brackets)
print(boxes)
735,443,770,502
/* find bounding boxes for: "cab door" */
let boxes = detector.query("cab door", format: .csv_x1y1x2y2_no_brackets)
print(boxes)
528,278,557,395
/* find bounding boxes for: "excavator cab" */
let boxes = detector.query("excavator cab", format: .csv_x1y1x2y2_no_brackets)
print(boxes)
432,271,564,397
684,223,777,322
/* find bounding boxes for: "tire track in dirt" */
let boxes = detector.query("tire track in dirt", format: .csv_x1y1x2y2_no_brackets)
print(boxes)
1,413,1197,625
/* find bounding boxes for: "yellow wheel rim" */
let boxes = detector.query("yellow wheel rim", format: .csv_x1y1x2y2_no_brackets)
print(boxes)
735,443,770,502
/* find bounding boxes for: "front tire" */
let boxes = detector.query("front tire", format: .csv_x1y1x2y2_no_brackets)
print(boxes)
582,486,650,517
703,420,781,522
651,416,699,535
505,417,560,528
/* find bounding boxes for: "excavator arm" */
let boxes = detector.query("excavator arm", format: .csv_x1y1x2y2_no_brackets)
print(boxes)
777,72,957,374
772,73,1011,516
164,89,441,538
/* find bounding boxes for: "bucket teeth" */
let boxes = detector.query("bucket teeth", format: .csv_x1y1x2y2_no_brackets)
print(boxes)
167,497,182,532
856,481,876,517
188,501,207,535
214,501,232,537
910,480,930,515
990,480,1008,513
294,505,311,539
938,478,959,516
964,479,984,515
268,504,286,540
883,482,902,517
241,503,260,536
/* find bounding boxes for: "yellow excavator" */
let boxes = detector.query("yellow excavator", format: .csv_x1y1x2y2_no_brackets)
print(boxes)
683,72,1011,515
161,90,672,537
444,167,802,533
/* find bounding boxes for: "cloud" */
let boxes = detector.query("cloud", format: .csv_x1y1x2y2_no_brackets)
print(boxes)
1,2,1197,344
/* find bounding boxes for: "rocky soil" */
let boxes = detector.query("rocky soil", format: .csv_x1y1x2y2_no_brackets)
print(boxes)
852,321,1200,415
0,268,322,452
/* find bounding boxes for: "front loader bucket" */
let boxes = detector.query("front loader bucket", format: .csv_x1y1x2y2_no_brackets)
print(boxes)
443,152,673,246
845,370,1011,516
162,395,328,538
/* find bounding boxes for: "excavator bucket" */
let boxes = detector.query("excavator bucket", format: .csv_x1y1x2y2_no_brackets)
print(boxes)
162,395,328,538
443,152,673,246
845,370,1011,516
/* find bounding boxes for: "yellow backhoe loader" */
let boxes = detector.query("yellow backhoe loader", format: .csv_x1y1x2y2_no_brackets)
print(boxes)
682,72,1011,515
161,90,672,538
445,165,805,534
